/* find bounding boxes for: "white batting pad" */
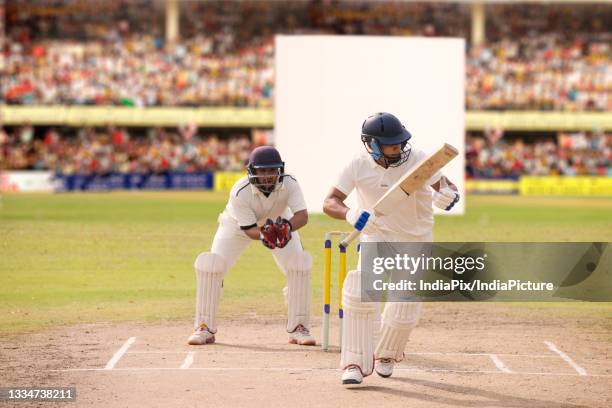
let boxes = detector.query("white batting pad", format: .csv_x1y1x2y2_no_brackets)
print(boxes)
340,269,380,376
194,252,228,333
375,302,422,361
284,251,312,331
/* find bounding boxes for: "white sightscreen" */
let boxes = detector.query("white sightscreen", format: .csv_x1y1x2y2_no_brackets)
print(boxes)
275,35,465,214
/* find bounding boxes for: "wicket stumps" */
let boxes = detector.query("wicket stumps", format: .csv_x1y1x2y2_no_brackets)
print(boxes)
322,231,350,352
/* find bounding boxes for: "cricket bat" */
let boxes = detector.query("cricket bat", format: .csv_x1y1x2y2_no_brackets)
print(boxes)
339,143,459,248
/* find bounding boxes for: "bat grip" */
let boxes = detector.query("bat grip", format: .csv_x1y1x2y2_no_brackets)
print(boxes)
339,229,361,249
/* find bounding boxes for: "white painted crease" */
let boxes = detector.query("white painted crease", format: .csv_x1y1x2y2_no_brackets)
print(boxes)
104,337,136,370
489,354,513,373
180,351,195,369
53,367,610,377
124,350,553,357
544,341,587,376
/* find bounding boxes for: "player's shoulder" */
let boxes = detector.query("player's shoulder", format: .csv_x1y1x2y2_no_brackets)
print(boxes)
231,176,252,199
283,173,299,184
354,151,372,163
346,151,377,173
340,151,370,168
408,145,429,162
282,173,301,189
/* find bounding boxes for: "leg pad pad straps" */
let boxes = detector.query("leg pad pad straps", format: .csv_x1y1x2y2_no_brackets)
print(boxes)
194,252,228,333
375,302,421,361
284,251,312,332
340,269,379,376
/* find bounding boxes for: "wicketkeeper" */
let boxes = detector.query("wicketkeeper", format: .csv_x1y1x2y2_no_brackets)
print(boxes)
323,112,460,385
188,146,315,346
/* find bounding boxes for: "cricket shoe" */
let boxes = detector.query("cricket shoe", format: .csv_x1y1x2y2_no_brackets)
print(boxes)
187,324,215,345
341,365,363,385
288,324,316,346
375,358,395,378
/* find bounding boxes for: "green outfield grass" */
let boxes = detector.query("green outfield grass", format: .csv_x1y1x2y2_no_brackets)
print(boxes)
1,192,611,333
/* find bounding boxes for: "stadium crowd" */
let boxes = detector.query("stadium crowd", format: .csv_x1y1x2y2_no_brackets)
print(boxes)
465,34,609,112
3,1,610,111
0,125,252,174
466,130,611,179
2,126,609,178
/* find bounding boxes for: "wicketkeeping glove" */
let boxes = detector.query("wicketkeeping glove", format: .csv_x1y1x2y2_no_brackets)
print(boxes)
260,218,277,249
274,216,292,248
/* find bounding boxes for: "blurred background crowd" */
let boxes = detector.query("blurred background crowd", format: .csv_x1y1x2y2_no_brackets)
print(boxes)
466,130,611,179
3,1,610,111
2,125,610,178
1,0,610,179
0,125,252,174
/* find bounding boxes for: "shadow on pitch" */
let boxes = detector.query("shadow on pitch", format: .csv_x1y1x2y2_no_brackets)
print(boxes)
350,377,589,408
211,342,322,353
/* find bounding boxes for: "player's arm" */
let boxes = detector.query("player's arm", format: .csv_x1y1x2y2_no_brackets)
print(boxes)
242,226,261,240
233,194,263,241
323,187,349,220
323,161,372,232
287,209,308,231
284,178,309,231
324,156,355,221
324,187,373,233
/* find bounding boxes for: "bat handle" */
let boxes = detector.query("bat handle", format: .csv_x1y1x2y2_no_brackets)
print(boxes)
339,229,361,249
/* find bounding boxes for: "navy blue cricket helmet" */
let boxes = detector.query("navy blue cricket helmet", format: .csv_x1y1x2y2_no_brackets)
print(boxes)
247,146,285,193
361,112,412,167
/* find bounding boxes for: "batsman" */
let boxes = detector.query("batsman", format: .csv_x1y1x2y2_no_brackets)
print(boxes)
187,146,315,346
323,112,460,385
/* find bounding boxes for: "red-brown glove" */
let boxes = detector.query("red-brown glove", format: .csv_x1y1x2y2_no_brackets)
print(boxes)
275,216,292,248
260,218,277,249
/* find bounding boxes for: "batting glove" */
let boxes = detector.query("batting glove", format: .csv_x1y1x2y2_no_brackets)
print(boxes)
345,207,382,235
434,187,460,211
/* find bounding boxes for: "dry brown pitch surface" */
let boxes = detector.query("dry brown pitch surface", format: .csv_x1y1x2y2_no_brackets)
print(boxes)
2,303,611,408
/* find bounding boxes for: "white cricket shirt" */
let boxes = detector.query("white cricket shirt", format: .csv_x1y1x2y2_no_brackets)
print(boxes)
220,175,307,229
335,148,442,239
